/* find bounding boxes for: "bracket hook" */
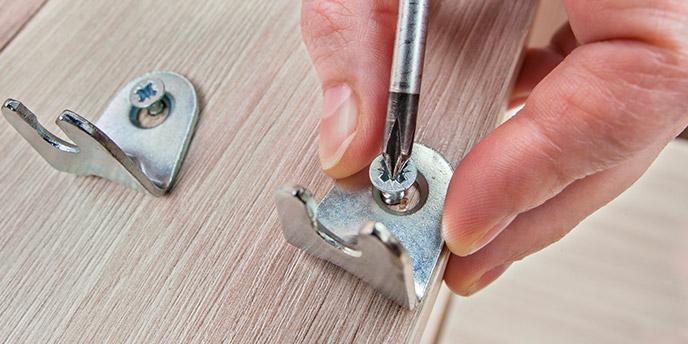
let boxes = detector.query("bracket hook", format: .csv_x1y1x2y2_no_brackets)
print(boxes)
2,71,199,196
275,143,452,309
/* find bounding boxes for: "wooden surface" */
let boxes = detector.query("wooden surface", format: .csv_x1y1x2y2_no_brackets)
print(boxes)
0,0,536,342
437,139,688,343
0,0,46,50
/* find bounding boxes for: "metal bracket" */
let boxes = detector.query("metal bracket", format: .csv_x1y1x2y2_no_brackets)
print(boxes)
2,71,199,196
275,143,453,309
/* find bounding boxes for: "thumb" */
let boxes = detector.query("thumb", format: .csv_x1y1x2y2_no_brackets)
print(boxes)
301,0,397,178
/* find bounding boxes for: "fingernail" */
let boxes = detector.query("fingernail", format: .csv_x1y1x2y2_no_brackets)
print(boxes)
319,84,358,170
466,262,512,296
464,215,516,256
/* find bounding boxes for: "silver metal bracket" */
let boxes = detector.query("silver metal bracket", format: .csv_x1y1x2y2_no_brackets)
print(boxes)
2,71,199,196
275,143,453,309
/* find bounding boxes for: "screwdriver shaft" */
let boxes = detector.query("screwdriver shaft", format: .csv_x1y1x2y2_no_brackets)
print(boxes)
382,0,430,180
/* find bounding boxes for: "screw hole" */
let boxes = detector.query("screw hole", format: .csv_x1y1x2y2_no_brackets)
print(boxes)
130,97,170,129
373,172,429,215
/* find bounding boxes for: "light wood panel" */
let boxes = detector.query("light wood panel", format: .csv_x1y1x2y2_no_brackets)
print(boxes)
438,139,688,343
0,0,46,50
0,0,536,342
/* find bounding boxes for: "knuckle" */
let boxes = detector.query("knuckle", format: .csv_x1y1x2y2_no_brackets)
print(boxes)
556,70,641,172
578,45,688,140
532,41,688,177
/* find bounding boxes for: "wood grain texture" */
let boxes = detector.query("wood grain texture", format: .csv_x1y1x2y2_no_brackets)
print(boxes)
0,0,536,342
437,139,688,343
0,0,46,51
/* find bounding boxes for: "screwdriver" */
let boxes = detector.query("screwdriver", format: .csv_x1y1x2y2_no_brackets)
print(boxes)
382,0,430,180
368,0,430,205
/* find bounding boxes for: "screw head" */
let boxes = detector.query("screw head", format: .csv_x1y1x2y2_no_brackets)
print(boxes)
369,154,417,204
129,78,165,109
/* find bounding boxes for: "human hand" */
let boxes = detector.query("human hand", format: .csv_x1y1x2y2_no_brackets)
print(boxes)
301,0,688,295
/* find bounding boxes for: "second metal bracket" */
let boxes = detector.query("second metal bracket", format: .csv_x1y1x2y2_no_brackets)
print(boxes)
2,71,199,196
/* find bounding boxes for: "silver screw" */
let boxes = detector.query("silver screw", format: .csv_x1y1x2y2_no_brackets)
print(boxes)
129,78,166,116
369,154,417,205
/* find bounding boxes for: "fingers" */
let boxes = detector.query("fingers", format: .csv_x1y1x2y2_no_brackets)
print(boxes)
565,0,688,51
301,0,397,178
444,142,665,296
510,23,579,107
442,1,688,257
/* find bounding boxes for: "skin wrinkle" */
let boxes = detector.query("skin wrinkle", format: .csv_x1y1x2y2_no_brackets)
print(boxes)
304,0,396,81
519,114,564,164
303,11,356,62
572,44,688,150
548,56,653,171
305,0,356,19
619,6,688,50
576,43,670,99
527,81,610,179
611,60,688,114
559,93,635,177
